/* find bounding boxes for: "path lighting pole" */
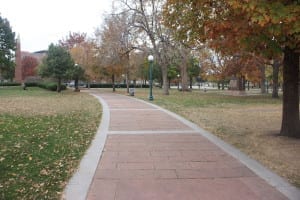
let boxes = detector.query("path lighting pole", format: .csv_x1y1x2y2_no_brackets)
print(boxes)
148,55,154,101
177,74,180,90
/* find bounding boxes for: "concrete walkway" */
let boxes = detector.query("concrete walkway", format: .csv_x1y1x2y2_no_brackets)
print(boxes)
64,91,300,200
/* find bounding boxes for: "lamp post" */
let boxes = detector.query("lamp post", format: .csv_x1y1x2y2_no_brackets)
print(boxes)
74,63,79,92
177,74,180,90
148,55,154,101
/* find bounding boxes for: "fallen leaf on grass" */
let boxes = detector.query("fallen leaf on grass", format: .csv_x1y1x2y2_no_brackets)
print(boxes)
40,169,49,175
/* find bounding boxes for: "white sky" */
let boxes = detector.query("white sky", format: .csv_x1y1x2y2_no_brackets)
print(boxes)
0,0,113,52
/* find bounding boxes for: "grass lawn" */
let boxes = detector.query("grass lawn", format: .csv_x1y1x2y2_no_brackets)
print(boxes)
116,87,300,188
0,87,101,199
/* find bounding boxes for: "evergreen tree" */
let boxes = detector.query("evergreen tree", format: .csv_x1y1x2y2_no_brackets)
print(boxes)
39,44,74,92
0,15,16,80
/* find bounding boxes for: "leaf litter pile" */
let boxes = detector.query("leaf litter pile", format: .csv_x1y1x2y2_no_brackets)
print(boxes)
0,87,101,199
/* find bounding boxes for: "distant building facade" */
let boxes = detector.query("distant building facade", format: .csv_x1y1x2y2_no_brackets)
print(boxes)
14,37,47,83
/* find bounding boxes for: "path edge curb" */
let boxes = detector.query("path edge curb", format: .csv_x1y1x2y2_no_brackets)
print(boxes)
62,94,110,200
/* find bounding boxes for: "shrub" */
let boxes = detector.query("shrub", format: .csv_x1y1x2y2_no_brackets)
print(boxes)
0,82,21,86
37,82,66,91
24,82,39,87
88,83,149,88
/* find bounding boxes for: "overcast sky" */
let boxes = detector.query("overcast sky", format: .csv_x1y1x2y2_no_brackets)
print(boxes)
0,0,113,52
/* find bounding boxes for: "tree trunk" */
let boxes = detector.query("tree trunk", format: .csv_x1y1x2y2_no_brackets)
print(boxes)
189,76,193,89
181,68,189,91
242,76,246,90
126,73,129,93
112,74,115,92
247,81,250,91
74,78,79,92
161,65,169,95
180,56,189,91
272,59,280,98
57,78,61,93
260,65,266,93
280,47,300,138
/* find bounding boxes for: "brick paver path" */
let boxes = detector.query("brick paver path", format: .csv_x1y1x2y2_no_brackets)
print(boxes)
86,93,288,200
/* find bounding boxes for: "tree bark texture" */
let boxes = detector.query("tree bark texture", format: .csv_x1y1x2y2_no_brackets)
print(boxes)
161,65,169,95
280,47,300,138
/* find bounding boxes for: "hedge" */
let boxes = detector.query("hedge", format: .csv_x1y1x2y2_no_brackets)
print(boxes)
37,82,66,91
88,83,149,88
0,82,21,86
24,82,39,87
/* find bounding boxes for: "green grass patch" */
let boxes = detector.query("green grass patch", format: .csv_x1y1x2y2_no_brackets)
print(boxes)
0,87,101,199
129,88,281,111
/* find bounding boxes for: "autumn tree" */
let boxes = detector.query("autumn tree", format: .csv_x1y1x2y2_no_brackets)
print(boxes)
164,0,300,138
95,14,127,92
111,12,138,93
70,63,85,91
116,0,177,95
60,32,99,89
0,15,16,81
39,44,74,92
22,56,38,77
129,50,148,85
69,40,98,88
59,32,87,49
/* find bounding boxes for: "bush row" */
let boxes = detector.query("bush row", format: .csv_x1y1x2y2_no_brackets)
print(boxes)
36,82,66,91
88,83,149,88
0,82,21,86
1,82,148,90
23,82,66,91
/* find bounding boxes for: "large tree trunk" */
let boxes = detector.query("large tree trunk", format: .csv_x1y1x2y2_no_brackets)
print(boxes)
153,48,169,95
280,47,300,138
180,64,189,91
260,65,266,94
272,59,280,98
162,65,169,95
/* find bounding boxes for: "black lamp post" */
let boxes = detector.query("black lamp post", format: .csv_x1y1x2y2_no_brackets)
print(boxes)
177,74,180,90
148,55,154,101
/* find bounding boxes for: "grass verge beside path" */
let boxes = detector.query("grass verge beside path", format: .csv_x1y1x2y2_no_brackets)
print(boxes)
116,88,300,188
0,87,101,199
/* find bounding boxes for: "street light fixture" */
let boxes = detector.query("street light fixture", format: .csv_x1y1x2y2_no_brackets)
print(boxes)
148,55,154,101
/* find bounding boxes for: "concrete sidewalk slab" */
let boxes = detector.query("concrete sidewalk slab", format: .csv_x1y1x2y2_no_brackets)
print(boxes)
64,91,300,200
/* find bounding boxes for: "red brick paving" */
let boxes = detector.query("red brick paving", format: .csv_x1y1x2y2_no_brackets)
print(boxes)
86,93,288,200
